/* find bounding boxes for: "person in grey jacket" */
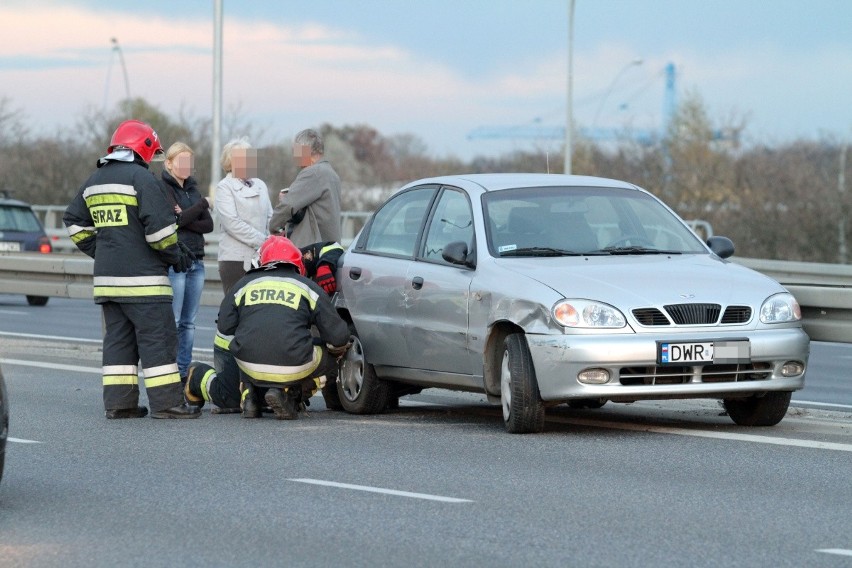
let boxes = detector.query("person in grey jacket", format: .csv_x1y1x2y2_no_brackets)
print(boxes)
269,129,341,247
215,137,273,293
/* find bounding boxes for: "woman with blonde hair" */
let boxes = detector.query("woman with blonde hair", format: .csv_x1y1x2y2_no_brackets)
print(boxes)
215,137,273,293
160,141,214,381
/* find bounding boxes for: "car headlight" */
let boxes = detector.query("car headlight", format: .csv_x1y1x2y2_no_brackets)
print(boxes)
553,299,626,328
759,293,802,323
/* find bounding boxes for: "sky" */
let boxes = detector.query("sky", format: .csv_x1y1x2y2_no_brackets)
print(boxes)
2,0,851,160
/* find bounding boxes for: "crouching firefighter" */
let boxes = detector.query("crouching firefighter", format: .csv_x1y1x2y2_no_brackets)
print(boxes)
215,235,351,420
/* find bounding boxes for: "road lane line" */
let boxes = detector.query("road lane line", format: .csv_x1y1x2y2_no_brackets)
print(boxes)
0,331,101,343
553,415,852,452
8,437,42,444
792,400,852,410
0,359,100,373
289,478,473,503
816,549,852,557
0,310,27,316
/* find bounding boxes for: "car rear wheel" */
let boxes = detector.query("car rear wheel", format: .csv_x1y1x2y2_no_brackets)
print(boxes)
26,295,48,306
723,391,792,426
501,333,545,433
337,326,390,414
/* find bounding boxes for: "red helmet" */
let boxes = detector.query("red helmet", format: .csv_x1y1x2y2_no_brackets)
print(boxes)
258,235,305,275
108,119,165,163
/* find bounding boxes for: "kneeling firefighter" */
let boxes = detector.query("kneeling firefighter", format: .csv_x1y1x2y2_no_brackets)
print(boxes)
212,235,350,419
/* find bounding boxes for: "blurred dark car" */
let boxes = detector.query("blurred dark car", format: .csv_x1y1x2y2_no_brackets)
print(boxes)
0,193,52,306
0,363,7,484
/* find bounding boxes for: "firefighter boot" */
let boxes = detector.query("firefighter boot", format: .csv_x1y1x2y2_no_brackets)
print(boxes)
184,362,207,409
151,402,201,419
264,387,297,420
105,406,148,419
241,382,261,419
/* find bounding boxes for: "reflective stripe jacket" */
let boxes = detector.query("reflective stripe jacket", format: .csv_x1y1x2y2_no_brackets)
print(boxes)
64,157,182,304
217,265,350,374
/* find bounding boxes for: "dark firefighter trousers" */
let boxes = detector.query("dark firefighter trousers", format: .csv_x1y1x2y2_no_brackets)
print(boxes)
101,301,184,413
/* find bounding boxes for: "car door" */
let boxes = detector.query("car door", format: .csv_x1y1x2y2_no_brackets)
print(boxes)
343,185,437,367
403,186,476,377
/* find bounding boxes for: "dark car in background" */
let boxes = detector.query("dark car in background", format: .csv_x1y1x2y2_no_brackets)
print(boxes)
0,193,52,306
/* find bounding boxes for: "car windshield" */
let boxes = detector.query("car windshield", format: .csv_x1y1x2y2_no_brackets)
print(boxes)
0,205,42,232
483,185,707,257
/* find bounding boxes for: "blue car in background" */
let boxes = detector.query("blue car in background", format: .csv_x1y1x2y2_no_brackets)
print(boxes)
0,193,53,305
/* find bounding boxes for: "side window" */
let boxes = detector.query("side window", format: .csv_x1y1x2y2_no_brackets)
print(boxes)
422,188,473,264
362,186,436,256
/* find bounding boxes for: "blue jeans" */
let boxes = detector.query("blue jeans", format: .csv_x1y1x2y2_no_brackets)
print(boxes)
169,259,205,378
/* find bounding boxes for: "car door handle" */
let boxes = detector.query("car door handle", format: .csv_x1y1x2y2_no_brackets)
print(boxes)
349,267,362,280
411,276,424,290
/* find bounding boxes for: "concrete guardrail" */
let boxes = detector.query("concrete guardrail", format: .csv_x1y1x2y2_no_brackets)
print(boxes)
0,250,849,343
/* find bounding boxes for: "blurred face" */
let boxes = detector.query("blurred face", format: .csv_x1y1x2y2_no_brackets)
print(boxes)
167,151,193,184
293,143,313,168
231,147,258,179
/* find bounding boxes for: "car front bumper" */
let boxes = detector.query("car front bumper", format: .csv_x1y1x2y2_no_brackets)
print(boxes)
526,328,809,402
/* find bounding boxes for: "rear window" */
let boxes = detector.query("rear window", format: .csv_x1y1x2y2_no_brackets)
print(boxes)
0,205,43,232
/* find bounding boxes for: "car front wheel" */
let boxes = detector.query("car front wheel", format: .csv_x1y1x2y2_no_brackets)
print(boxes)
501,333,545,433
723,391,792,426
336,326,390,414
26,295,48,306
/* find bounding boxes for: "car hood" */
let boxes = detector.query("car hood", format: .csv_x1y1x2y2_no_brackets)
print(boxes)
497,254,786,308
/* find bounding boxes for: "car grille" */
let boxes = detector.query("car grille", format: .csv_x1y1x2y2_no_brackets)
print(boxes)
632,304,752,326
619,362,772,385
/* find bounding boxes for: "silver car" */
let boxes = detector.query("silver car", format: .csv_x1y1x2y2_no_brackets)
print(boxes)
333,174,809,433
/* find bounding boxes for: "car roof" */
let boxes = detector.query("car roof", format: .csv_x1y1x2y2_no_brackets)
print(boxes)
0,196,35,208
402,173,641,193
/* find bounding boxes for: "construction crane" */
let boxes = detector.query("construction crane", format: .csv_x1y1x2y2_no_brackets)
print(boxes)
467,62,676,144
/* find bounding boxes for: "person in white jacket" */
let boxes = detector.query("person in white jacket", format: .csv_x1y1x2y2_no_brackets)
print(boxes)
215,137,273,293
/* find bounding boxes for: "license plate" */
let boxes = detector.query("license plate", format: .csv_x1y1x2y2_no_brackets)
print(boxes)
0,241,21,252
658,340,750,365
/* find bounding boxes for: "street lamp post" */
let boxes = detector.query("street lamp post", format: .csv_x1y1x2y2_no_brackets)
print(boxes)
211,0,223,201
111,38,131,102
564,0,575,175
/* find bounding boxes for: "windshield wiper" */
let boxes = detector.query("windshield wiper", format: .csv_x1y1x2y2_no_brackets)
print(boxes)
596,246,683,255
500,247,583,257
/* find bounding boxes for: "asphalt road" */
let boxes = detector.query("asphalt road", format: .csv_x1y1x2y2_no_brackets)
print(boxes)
0,295,851,566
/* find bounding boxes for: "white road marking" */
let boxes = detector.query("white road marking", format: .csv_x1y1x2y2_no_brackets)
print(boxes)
0,330,101,344
289,478,473,503
816,549,852,557
0,310,27,316
552,415,852,452
0,358,100,374
401,400,852,452
8,437,42,444
792,399,852,410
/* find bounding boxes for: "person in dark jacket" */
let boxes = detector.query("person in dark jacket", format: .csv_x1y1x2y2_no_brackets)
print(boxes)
160,142,214,381
63,119,200,419
184,240,346,413
207,235,350,419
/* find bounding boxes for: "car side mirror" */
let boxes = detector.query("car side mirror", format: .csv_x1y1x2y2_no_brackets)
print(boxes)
707,236,735,259
442,241,474,268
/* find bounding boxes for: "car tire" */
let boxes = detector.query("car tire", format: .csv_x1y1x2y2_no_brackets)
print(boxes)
26,295,48,306
723,391,792,426
336,326,390,414
501,333,545,433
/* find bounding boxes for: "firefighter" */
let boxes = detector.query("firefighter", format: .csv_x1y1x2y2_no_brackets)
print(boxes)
299,241,344,295
64,119,200,419
183,240,347,413
215,235,350,419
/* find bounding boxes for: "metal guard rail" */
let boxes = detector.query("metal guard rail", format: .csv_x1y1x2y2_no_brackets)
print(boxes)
0,254,849,343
